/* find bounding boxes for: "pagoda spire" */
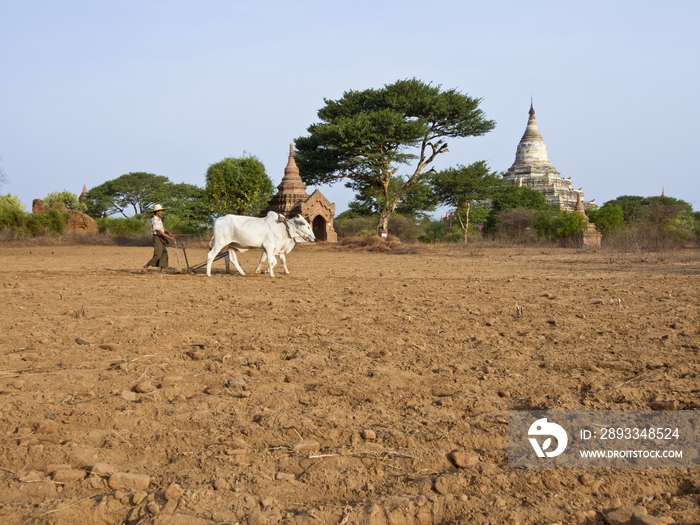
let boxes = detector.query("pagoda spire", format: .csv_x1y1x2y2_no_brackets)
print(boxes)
281,143,305,188
512,102,549,164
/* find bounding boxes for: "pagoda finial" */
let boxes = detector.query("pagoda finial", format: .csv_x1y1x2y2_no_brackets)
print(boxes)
661,187,666,197
529,97,534,117
289,143,294,157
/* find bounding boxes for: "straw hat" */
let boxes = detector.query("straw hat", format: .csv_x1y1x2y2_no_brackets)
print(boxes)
153,204,166,213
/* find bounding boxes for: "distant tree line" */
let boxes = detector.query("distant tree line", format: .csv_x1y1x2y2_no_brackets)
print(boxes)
0,154,276,238
1,78,698,247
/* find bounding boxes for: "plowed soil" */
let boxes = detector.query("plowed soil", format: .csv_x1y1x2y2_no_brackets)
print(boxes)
0,242,699,525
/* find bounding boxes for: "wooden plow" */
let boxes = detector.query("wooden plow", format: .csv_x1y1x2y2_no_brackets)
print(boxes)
174,240,230,274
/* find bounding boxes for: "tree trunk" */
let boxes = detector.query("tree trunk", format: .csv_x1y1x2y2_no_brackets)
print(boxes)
457,202,471,244
377,212,390,237
377,176,393,238
464,202,470,244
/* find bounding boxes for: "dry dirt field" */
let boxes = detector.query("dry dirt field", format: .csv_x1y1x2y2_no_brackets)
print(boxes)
0,242,699,525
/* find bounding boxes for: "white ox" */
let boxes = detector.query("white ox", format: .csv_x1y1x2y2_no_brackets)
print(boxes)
206,211,315,278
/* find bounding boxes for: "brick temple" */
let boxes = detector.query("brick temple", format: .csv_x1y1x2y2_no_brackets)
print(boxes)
264,144,337,242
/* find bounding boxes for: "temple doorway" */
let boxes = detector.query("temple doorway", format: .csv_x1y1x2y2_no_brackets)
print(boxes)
312,215,327,241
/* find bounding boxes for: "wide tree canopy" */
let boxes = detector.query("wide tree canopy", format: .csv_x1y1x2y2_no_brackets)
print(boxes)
85,172,170,218
85,173,210,232
204,156,275,217
295,78,495,234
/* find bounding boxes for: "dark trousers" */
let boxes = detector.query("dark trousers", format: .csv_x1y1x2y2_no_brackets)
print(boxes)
146,235,169,268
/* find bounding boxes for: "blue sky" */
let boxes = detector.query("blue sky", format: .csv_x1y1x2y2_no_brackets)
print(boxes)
1,0,699,214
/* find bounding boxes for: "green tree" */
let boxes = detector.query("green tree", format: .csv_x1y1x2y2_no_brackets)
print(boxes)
0,194,26,212
431,161,503,207
484,185,549,233
431,161,502,242
595,194,695,243
160,183,210,233
295,78,495,234
533,209,589,241
346,176,438,220
44,190,87,212
491,185,549,212
205,156,275,217
85,172,170,218
602,195,646,223
556,211,588,238
588,202,625,234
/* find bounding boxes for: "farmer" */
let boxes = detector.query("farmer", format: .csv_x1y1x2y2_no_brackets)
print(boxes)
141,204,176,274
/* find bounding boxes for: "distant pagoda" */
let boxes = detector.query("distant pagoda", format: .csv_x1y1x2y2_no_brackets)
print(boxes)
263,144,337,242
503,103,592,211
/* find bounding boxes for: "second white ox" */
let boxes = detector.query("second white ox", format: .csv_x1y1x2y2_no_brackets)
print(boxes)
206,211,315,278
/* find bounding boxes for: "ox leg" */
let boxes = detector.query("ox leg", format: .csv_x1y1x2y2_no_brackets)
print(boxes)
279,253,290,274
206,241,228,277
264,246,276,278
254,251,267,274
227,248,246,276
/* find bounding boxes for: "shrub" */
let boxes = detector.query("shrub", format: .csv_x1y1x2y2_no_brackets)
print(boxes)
588,203,624,234
532,209,587,243
387,215,423,243
44,190,87,212
334,216,378,238
489,208,539,243
0,202,70,237
96,217,149,235
0,194,26,212
419,220,450,243
24,209,70,236
0,199,27,229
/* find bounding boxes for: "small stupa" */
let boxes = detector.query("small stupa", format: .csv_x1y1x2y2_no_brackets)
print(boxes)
263,144,338,242
503,103,592,211
576,193,602,248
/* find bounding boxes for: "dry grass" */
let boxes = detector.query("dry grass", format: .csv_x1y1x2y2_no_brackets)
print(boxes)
333,235,423,254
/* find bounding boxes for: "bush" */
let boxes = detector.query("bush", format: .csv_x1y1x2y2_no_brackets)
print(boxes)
334,216,378,238
96,217,149,235
387,215,423,243
0,203,70,237
488,208,539,243
419,220,450,243
604,221,687,258
0,194,26,212
44,190,87,212
0,199,27,229
533,209,587,243
588,203,624,234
